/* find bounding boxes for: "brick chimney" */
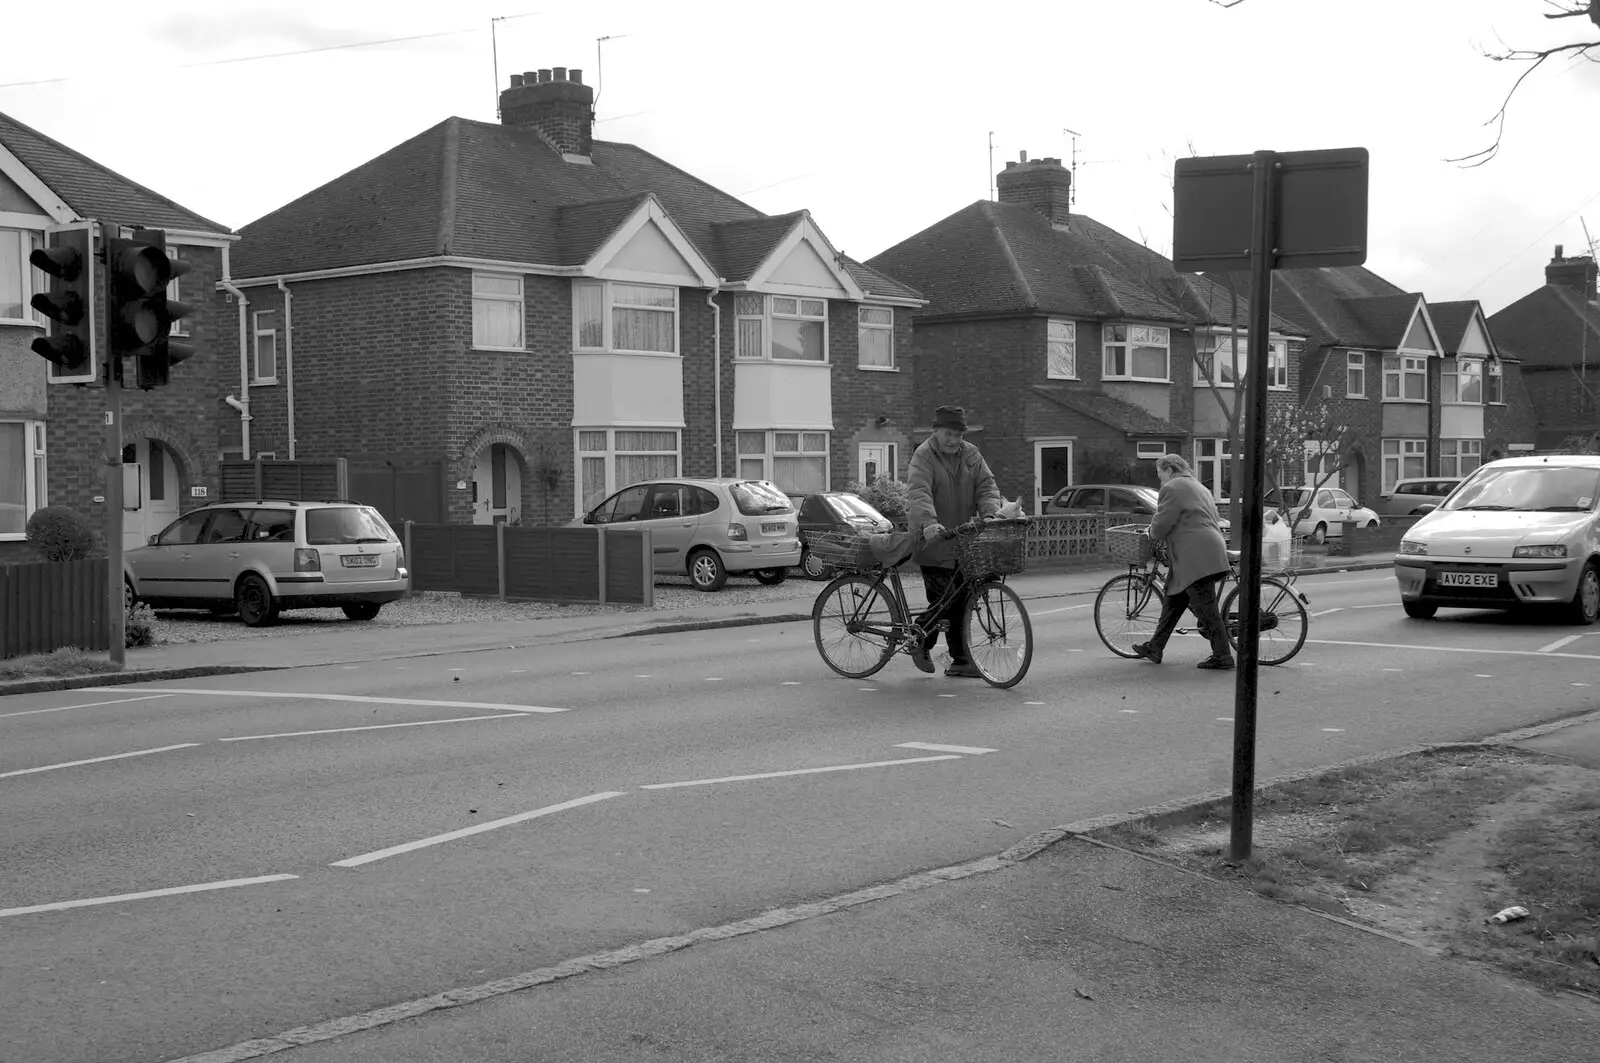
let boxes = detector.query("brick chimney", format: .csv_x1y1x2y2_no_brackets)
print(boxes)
996,153,1072,230
1546,244,1599,301
499,67,593,161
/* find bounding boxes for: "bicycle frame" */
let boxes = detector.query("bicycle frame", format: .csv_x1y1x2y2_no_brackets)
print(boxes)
835,561,987,653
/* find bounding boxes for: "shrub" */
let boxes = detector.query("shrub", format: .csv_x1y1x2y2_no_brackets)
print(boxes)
125,603,156,648
25,506,101,562
846,475,911,529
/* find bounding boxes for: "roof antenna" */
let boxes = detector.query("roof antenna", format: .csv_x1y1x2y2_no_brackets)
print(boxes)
988,131,995,200
490,12,540,119
595,34,630,116
1062,127,1081,207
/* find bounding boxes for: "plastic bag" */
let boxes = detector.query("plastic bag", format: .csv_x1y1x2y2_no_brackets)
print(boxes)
1261,509,1292,570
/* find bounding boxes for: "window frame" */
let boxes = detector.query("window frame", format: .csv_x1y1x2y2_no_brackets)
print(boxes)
471,270,525,351
0,228,47,327
735,429,830,493
167,252,189,337
1103,323,1171,383
572,280,679,356
251,309,278,385
1440,357,1484,405
1346,350,1366,398
0,419,47,540
857,305,895,370
1192,333,1287,390
1438,438,1483,478
1046,318,1077,380
1381,438,1427,493
1135,441,1167,460
575,427,682,515
1382,354,1428,402
1485,359,1504,405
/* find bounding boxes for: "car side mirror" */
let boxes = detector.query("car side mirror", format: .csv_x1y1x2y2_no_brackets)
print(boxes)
1415,503,1437,514
148,534,159,546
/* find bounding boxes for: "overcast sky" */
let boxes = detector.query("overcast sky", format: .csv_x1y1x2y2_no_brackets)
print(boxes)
4,0,1596,314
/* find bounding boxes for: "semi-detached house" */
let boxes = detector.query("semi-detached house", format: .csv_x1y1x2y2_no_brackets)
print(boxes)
229,66,923,528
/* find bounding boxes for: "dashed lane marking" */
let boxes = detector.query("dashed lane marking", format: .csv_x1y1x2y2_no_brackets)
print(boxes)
331,793,626,868
0,693,173,719
1311,607,1344,617
1540,635,1582,653
640,755,962,791
1306,639,1600,662
0,874,299,919
219,714,530,742
896,742,997,755
1035,603,1094,616
0,743,198,780
1322,728,1345,732
89,688,567,714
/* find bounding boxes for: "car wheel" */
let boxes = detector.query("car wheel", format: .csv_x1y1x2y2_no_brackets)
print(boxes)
1403,601,1437,620
1562,560,1600,626
235,573,279,627
687,549,728,592
1309,522,1328,545
342,603,382,621
124,579,136,612
754,569,788,586
800,547,833,581
1365,520,1378,529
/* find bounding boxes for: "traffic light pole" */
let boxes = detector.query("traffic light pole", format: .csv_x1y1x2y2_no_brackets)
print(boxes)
105,319,126,669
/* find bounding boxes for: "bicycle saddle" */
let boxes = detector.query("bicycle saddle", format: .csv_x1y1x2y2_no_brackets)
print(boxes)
1227,549,1242,564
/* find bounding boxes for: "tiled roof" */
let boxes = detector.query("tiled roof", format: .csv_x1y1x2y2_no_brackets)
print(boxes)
866,201,1302,332
1271,267,1408,348
1487,285,1600,368
555,194,651,264
1343,294,1424,348
1425,300,1479,354
0,109,229,234
713,213,802,283
840,256,921,302
1030,385,1188,436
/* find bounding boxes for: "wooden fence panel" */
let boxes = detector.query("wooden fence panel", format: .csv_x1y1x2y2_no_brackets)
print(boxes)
0,560,110,658
603,529,651,605
407,524,498,595
220,459,348,503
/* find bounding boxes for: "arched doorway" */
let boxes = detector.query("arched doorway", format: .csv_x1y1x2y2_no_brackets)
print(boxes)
470,442,525,525
122,439,183,549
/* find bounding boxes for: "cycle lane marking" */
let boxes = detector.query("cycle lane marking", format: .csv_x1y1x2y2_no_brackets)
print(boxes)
0,743,199,780
896,742,998,755
86,688,567,713
0,693,174,720
639,754,963,790
331,792,627,868
219,714,532,742
0,874,300,919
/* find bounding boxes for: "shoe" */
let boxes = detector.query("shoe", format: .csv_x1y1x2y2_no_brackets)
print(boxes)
1131,642,1163,664
910,646,936,673
1197,656,1236,671
944,661,983,678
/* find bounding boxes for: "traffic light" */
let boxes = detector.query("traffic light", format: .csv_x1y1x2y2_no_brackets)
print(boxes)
29,226,95,381
106,228,193,389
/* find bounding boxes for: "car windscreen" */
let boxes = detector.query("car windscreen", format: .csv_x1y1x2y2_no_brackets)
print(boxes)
1443,466,1600,513
305,507,398,544
730,481,795,516
829,494,886,520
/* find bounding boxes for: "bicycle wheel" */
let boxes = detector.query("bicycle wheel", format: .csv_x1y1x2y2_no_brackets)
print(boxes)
1094,572,1164,658
964,580,1033,689
813,573,904,679
1222,577,1309,666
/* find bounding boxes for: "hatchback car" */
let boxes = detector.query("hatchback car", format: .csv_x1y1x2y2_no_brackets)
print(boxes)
125,500,409,626
1045,484,1159,519
575,478,801,591
1268,486,1379,543
793,491,894,579
1394,456,1600,624
1377,477,1463,517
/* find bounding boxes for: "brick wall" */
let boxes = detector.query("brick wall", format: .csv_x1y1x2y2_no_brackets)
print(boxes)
1329,514,1422,555
1486,360,1540,454
828,303,916,486
1297,344,1383,504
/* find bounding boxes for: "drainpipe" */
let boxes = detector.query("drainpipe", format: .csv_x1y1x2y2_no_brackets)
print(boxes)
277,278,296,460
707,287,723,476
218,245,251,459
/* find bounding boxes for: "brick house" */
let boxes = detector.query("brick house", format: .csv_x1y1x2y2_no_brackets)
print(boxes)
1272,267,1538,504
0,110,235,562
228,66,922,528
1485,246,1600,452
866,153,1308,513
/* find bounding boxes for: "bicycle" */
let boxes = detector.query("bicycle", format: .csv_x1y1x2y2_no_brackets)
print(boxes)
1092,524,1311,666
810,517,1034,689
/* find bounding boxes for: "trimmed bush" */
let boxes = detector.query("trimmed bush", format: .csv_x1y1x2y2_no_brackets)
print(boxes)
25,506,101,562
846,475,910,530
125,603,156,648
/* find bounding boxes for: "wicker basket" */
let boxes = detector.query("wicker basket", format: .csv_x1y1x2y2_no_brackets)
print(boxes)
1106,524,1157,566
954,517,1029,577
808,529,878,572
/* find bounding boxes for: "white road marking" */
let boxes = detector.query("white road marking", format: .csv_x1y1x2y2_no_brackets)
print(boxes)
219,714,529,742
341,666,359,670
1323,728,1345,732
0,693,173,719
1349,603,1397,610
937,694,958,698
1299,575,1394,585
1311,607,1344,617
331,792,626,868
1540,635,1582,653
1068,648,1084,652
1217,717,1233,722
635,675,652,679
706,677,724,682
0,874,299,919
781,681,800,686
1574,682,1591,687
896,742,997,755
571,672,590,676
1023,701,1045,706
0,743,198,780
858,687,877,692
96,688,566,714
1383,668,1403,672
510,669,527,674
640,755,962,790
1474,674,1494,679
1035,603,1094,616
1307,639,1600,662
1120,709,1138,714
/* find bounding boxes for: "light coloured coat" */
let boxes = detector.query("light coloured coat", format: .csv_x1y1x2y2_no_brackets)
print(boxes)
1148,472,1231,593
906,438,1003,568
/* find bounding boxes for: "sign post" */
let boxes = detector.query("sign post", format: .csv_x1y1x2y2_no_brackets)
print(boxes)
1173,147,1369,861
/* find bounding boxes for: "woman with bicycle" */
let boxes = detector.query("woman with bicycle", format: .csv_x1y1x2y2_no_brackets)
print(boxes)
1131,453,1236,670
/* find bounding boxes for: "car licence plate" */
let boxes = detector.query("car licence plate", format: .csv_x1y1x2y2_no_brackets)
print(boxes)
341,554,380,568
761,522,788,534
1438,571,1496,588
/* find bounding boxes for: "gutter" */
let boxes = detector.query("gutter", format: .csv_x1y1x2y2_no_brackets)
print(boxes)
277,278,296,460
217,245,251,459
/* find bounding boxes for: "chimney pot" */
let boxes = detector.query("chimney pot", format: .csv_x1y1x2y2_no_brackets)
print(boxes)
499,62,596,160
523,70,536,82
569,68,583,84
509,73,524,88
1555,244,1564,260
1020,150,1028,163
538,68,552,83
1005,161,1017,169
553,66,567,81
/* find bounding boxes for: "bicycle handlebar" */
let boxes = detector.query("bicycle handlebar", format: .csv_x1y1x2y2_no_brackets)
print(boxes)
933,514,1030,541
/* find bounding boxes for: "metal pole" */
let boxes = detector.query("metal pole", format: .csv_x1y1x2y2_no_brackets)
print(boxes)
1230,150,1278,862
105,350,126,667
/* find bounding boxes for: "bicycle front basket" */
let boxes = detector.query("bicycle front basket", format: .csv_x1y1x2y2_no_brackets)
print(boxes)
809,529,878,572
955,517,1029,576
1106,524,1156,566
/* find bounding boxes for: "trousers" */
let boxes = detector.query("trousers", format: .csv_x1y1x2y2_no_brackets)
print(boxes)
917,564,970,663
1148,574,1232,659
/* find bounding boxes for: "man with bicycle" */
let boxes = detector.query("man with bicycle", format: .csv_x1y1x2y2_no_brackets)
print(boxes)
906,405,1003,677
1133,453,1235,670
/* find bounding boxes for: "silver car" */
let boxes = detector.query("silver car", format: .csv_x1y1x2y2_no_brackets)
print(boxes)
1377,477,1463,517
125,501,410,626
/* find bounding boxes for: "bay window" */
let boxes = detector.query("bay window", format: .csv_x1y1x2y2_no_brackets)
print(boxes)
1103,324,1169,381
1193,334,1287,389
573,281,678,353
1441,358,1483,404
1,229,46,324
737,430,828,493
0,420,47,537
736,294,827,361
472,271,524,349
1382,438,1426,492
1439,439,1483,478
1047,318,1077,379
577,428,679,512
1383,355,1427,401
858,306,894,368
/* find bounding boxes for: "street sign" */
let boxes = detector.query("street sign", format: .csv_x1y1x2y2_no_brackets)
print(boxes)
1172,147,1369,273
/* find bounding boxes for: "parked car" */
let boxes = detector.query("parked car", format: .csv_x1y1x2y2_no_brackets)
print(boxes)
124,500,409,627
1267,486,1379,543
1378,477,1463,517
1046,483,1230,533
574,477,801,591
1394,456,1600,624
793,491,894,579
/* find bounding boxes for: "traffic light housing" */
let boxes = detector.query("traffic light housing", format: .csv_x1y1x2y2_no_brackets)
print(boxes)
106,228,193,389
29,225,96,381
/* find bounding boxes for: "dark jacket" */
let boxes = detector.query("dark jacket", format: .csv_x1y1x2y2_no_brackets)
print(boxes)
1148,472,1231,593
906,438,1003,567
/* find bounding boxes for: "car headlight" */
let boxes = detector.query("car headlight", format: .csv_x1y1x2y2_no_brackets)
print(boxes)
1398,540,1428,556
1513,544,1567,558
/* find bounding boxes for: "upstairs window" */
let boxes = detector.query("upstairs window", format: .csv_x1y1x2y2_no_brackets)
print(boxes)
1103,324,1169,382
1485,359,1504,404
1194,334,1287,389
858,306,894,368
252,310,278,384
1383,355,1427,401
167,254,189,336
0,229,46,325
736,295,828,361
1346,351,1366,397
573,280,677,354
472,272,524,349
1441,357,1482,404
1046,319,1077,379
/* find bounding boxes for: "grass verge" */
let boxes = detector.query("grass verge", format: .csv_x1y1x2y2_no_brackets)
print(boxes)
0,647,123,681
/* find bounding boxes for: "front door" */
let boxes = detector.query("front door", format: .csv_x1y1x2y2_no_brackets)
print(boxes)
1033,440,1074,515
1305,446,1343,494
122,440,180,551
471,444,521,525
858,442,897,485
